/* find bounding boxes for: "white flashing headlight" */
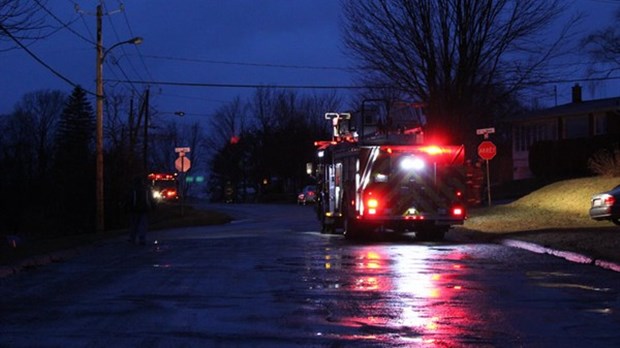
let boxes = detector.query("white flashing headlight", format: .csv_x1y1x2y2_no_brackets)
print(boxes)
400,156,425,171
318,150,324,158
152,190,163,200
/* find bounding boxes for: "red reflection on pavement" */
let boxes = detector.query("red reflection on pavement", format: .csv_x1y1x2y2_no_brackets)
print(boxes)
324,246,475,346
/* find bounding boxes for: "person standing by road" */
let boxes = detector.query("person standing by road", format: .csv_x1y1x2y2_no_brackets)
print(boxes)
127,176,155,245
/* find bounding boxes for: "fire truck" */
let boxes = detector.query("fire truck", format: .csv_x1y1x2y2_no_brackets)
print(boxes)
148,173,179,202
313,101,466,240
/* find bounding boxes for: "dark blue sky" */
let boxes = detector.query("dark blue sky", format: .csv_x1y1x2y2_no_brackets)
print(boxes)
1,0,619,122
0,0,352,121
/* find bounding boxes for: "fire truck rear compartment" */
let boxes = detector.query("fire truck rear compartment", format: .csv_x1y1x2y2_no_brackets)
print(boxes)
314,110,467,241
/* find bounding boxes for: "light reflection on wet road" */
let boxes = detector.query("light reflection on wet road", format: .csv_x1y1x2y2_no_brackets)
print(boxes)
1,204,619,347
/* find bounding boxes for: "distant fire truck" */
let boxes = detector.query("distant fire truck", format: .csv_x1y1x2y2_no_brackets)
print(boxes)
148,173,179,202
313,101,466,240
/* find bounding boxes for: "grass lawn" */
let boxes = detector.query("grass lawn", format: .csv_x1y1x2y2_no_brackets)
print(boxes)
465,176,620,233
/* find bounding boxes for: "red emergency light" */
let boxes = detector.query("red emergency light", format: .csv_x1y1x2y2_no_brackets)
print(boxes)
380,145,465,165
148,173,176,181
451,206,465,217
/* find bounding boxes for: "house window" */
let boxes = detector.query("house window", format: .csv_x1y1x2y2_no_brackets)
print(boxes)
564,116,588,139
594,113,608,135
514,121,557,153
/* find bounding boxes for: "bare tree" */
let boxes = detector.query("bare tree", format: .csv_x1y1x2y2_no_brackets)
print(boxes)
180,122,207,196
207,96,247,151
0,0,49,51
249,87,277,134
12,89,66,179
582,8,620,79
342,0,577,145
298,91,342,136
104,92,135,151
148,121,180,172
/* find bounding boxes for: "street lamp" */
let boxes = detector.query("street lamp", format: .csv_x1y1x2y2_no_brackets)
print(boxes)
95,10,143,233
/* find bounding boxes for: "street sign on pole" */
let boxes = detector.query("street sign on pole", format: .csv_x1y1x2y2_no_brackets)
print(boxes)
476,127,495,139
174,152,191,217
476,127,495,135
477,140,497,206
175,147,191,154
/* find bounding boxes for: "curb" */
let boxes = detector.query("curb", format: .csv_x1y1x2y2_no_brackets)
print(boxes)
0,248,82,279
502,239,620,273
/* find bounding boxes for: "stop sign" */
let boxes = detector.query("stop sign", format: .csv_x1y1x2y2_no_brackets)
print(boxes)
478,140,497,160
175,156,191,172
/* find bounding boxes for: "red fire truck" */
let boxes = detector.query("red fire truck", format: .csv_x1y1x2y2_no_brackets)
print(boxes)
148,173,179,202
313,101,466,240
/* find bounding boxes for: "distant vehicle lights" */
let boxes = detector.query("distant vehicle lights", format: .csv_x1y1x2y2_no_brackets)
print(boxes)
148,173,179,202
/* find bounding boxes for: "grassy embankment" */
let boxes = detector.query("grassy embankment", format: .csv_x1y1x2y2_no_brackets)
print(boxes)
465,176,620,233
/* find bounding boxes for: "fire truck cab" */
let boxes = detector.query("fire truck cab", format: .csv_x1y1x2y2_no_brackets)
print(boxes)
314,102,466,240
148,173,179,202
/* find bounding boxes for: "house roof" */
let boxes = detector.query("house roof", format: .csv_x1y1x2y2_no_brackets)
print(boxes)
514,96,620,123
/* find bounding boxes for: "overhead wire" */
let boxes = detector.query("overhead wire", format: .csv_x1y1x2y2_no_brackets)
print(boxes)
118,0,153,81
106,79,377,90
72,1,96,42
141,54,354,72
105,74,620,92
101,0,143,97
34,0,95,45
25,0,619,115
0,22,97,96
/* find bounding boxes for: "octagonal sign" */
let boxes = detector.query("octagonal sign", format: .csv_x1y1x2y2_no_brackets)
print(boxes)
478,140,497,160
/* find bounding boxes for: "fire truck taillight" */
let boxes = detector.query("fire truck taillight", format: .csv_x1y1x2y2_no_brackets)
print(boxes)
452,207,464,217
367,198,379,215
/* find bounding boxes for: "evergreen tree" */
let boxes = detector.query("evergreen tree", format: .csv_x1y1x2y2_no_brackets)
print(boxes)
53,86,96,234
56,86,95,157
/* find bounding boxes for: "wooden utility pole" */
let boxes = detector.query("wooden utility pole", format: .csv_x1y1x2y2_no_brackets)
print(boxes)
95,4,104,233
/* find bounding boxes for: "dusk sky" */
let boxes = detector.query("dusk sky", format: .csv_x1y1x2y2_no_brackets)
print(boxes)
0,0,352,124
1,0,619,125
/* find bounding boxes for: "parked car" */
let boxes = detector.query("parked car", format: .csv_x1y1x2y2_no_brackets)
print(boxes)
297,185,317,205
589,184,620,225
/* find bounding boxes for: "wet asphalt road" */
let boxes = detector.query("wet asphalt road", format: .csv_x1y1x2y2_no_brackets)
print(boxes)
1,203,619,347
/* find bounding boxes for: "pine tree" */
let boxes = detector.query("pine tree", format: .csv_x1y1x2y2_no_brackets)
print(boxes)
52,86,96,234
56,86,95,157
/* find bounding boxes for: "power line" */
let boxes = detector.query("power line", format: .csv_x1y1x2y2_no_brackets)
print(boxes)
106,79,376,90
101,1,143,96
34,0,95,45
106,74,620,91
141,54,354,72
120,4,154,81
0,22,96,96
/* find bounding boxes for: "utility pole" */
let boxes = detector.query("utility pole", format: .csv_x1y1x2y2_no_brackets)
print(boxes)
95,4,104,233
90,2,142,233
143,87,150,173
